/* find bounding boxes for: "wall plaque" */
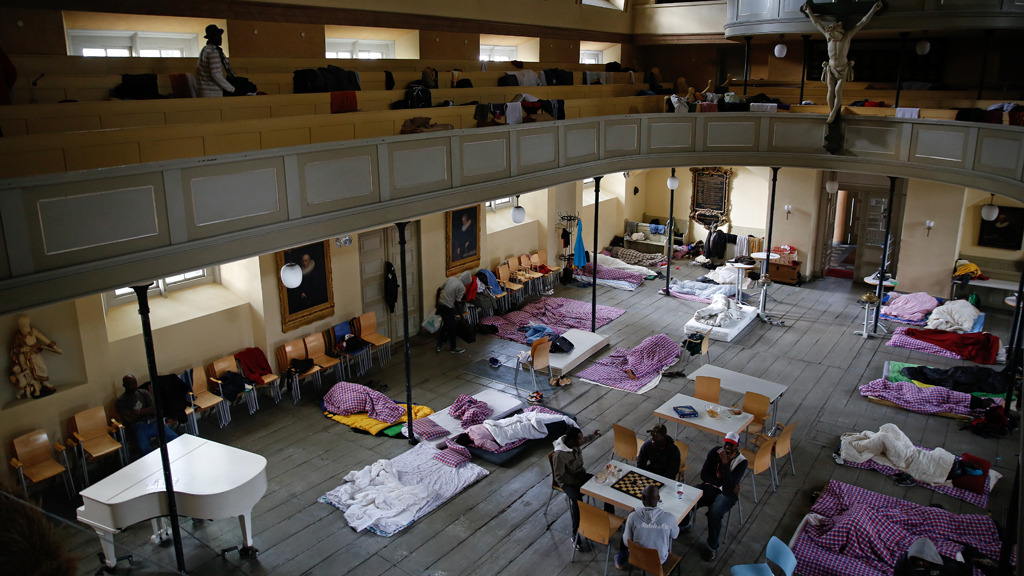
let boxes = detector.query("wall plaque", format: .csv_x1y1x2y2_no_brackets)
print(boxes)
689,167,732,227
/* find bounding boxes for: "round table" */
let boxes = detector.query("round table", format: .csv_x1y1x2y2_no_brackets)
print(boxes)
750,252,780,261
1006,295,1018,308
863,275,898,289
861,276,896,336
726,262,755,302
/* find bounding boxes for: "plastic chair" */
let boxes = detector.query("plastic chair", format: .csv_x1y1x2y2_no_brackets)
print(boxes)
729,536,797,576
69,405,127,487
694,376,721,404
209,354,269,412
757,421,798,479
513,336,553,397
612,423,639,463
626,540,681,576
739,437,777,503
673,440,689,482
276,339,321,404
188,367,228,435
304,333,342,383
9,429,75,499
573,501,627,576
544,452,571,519
736,392,772,436
496,264,524,304
357,311,392,366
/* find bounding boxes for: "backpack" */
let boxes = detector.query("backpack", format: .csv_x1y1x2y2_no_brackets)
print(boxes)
455,78,473,88
405,82,432,108
498,74,519,87
550,335,575,354
963,404,1013,438
421,67,438,89
225,76,257,96
114,73,160,100
293,68,326,94
216,370,248,402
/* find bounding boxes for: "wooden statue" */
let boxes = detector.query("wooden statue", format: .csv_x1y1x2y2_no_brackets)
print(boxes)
801,0,884,123
10,315,62,398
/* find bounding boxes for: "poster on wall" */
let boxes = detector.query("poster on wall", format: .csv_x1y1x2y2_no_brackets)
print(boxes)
446,205,481,276
277,240,335,333
689,167,732,227
978,206,1024,250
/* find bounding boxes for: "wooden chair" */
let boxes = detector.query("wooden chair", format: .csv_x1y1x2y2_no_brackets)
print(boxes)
693,376,721,404
304,333,342,384
518,254,544,293
544,451,571,518
513,336,553,397
739,436,777,503
276,338,321,404
757,421,798,479
187,367,229,435
626,540,681,576
612,423,639,463
68,405,127,488
532,250,559,293
329,321,371,377
673,440,689,482
9,429,75,499
209,354,272,412
496,264,524,304
573,501,627,576
357,311,393,366
735,391,772,436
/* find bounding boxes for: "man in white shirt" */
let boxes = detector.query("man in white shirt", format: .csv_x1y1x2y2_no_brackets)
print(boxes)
614,484,679,569
195,24,235,98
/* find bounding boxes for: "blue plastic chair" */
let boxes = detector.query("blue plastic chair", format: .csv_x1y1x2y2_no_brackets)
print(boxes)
729,536,796,576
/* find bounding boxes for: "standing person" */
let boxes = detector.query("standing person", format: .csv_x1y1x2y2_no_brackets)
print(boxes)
116,375,179,456
614,484,679,570
0,45,15,109
637,423,681,480
436,272,472,354
195,24,234,98
680,431,747,561
552,427,613,552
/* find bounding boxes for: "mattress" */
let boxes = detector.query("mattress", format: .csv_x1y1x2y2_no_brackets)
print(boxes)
466,406,578,465
684,304,759,342
403,389,523,440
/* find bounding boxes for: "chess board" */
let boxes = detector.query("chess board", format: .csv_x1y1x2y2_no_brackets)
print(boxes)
610,470,664,499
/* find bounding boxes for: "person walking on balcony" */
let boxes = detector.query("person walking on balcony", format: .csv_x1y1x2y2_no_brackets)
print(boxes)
196,24,234,97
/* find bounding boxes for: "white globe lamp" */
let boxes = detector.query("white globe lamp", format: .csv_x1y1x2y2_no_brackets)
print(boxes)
981,194,999,221
511,195,526,223
825,180,839,195
774,44,788,58
280,263,303,288
915,40,930,56
667,175,679,190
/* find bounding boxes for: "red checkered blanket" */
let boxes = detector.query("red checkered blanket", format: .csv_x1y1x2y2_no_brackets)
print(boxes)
577,334,679,393
479,297,626,344
858,379,997,417
576,262,644,288
323,381,406,423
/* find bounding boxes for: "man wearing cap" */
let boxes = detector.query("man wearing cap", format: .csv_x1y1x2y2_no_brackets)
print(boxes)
681,431,747,561
196,24,235,97
637,423,681,480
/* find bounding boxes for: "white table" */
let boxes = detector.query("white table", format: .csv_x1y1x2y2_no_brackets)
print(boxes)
653,393,754,439
750,252,782,320
581,460,702,525
864,275,898,288
1005,295,1018,308
726,262,755,302
750,252,780,261
687,365,788,432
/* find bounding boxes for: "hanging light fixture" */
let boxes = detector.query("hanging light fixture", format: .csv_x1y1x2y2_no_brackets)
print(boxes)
915,40,931,56
981,193,1000,221
826,179,839,195
774,43,787,58
667,172,679,191
511,195,526,223
280,262,302,288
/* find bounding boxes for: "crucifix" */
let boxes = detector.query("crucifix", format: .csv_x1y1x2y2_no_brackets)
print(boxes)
800,0,885,151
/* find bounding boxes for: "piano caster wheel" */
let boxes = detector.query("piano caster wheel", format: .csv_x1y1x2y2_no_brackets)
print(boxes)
221,545,259,559
94,553,133,575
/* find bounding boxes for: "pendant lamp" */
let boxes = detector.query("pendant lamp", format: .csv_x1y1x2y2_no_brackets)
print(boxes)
280,263,302,288
981,194,999,221
774,44,788,58
511,195,526,223
915,40,930,56
825,179,839,195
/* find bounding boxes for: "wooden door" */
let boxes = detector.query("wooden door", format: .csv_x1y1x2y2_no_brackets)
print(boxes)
815,186,839,277
359,229,391,341
386,222,421,341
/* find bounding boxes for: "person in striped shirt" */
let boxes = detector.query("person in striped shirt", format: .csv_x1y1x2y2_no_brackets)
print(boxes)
195,24,234,98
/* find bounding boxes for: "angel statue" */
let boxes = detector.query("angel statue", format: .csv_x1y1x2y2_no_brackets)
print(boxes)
800,0,884,123
10,315,62,398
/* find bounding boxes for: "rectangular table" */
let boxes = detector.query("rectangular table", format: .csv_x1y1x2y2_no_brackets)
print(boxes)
581,461,702,525
686,365,788,431
653,393,754,439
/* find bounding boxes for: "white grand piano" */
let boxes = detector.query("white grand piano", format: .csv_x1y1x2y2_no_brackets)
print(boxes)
77,434,267,570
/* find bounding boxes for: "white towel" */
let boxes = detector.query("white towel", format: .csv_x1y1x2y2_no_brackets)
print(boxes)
670,94,689,114
505,102,523,125
896,108,920,118
749,103,778,113
736,236,749,257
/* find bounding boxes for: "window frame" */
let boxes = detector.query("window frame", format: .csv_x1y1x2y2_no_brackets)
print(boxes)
580,50,604,65
67,29,199,58
486,197,514,212
480,45,518,62
325,39,394,60
103,267,219,310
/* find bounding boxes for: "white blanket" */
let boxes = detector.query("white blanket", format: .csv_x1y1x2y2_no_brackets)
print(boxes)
596,253,654,277
483,411,577,447
705,265,741,285
839,423,955,485
926,299,980,333
693,294,743,327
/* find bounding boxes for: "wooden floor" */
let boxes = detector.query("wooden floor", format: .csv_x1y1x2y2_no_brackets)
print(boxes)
51,265,1020,576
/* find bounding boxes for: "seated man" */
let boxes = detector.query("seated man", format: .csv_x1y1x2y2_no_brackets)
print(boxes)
637,423,681,479
614,484,679,570
681,431,747,561
552,428,614,552
439,410,578,452
116,375,179,456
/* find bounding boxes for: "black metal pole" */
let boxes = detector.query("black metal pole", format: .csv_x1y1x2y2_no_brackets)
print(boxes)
761,168,780,315
591,176,603,333
1003,260,1024,411
743,36,753,96
977,30,993,101
665,168,677,295
132,284,186,574
872,177,898,333
998,461,1020,575
396,222,417,446
799,35,810,104
894,32,909,109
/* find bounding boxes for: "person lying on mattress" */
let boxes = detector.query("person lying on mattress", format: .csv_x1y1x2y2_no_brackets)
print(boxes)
436,410,579,452
894,537,999,576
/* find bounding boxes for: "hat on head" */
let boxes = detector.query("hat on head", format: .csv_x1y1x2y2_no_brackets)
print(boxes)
204,24,224,39
724,431,740,445
647,423,668,436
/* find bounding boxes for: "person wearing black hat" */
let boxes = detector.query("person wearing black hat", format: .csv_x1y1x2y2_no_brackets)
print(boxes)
637,423,680,480
195,24,234,97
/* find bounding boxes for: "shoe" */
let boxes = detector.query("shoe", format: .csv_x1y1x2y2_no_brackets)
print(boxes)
558,377,572,387
702,547,717,562
436,346,443,353
893,472,916,487
489,357,502,368
614,556,625,570
529,392,544,404
450,348,466,354
572,537,591,553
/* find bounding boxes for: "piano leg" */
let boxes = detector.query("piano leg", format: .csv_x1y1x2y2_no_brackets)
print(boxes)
94,528,133,573
150,518,171,544
221,511,259,559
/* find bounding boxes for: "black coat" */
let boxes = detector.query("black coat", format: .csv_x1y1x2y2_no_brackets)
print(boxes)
384,261,399,313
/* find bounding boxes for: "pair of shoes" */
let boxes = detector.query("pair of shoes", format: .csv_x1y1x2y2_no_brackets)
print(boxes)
488,357,502,368
436,345,443,353
702,547,717,562
450,348,466,354
529,392,544,404
572,537,591,553
556,376,572,387
893,472,916,487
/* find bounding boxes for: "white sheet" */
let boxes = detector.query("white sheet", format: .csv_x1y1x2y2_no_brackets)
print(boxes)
403,389,522,439
838,423,954,485
693,294,743,327
595,253,654,277
483,411,576,447
926,299,980,333
574,274,640,291
684,304,758,342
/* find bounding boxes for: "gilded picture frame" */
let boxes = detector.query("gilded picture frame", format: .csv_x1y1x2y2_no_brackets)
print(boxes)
690,167,733,227
446,205,481,276
277,240,335,333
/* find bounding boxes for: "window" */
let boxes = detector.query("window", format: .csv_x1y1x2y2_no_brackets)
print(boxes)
583,177,596,188
486,197,513,211
480,45,518,62
106,268,216,306
67,29,199,58
580,50,603,65
325,39,394,60
582,0,625,9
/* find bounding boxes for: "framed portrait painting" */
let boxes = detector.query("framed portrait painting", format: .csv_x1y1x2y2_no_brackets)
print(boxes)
277,240,335,333
978,206,1024,250
446,205,480,275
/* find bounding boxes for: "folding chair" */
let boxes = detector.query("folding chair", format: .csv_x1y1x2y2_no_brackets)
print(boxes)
276,339,321,404
612,423,639,463
357,311,393,367
739,436,777,502
496,264,524,305
694,376,721,404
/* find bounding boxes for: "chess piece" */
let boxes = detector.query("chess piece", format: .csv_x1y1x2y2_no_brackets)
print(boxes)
801,0,884,123
10,314,62,398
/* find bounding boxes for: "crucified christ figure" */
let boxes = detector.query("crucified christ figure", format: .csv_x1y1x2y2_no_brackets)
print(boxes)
801,0,884,123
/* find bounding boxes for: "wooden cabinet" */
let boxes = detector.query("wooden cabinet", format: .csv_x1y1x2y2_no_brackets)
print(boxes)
767,262,799,285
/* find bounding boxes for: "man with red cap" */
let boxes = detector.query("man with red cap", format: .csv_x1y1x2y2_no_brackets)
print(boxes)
680,431,747,561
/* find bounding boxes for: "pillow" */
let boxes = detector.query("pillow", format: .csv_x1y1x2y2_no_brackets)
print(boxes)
412,417,449,441
460,406,493,429
322,382,369,416
951,453,991,494
448,394,476,418
433,438,472,467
